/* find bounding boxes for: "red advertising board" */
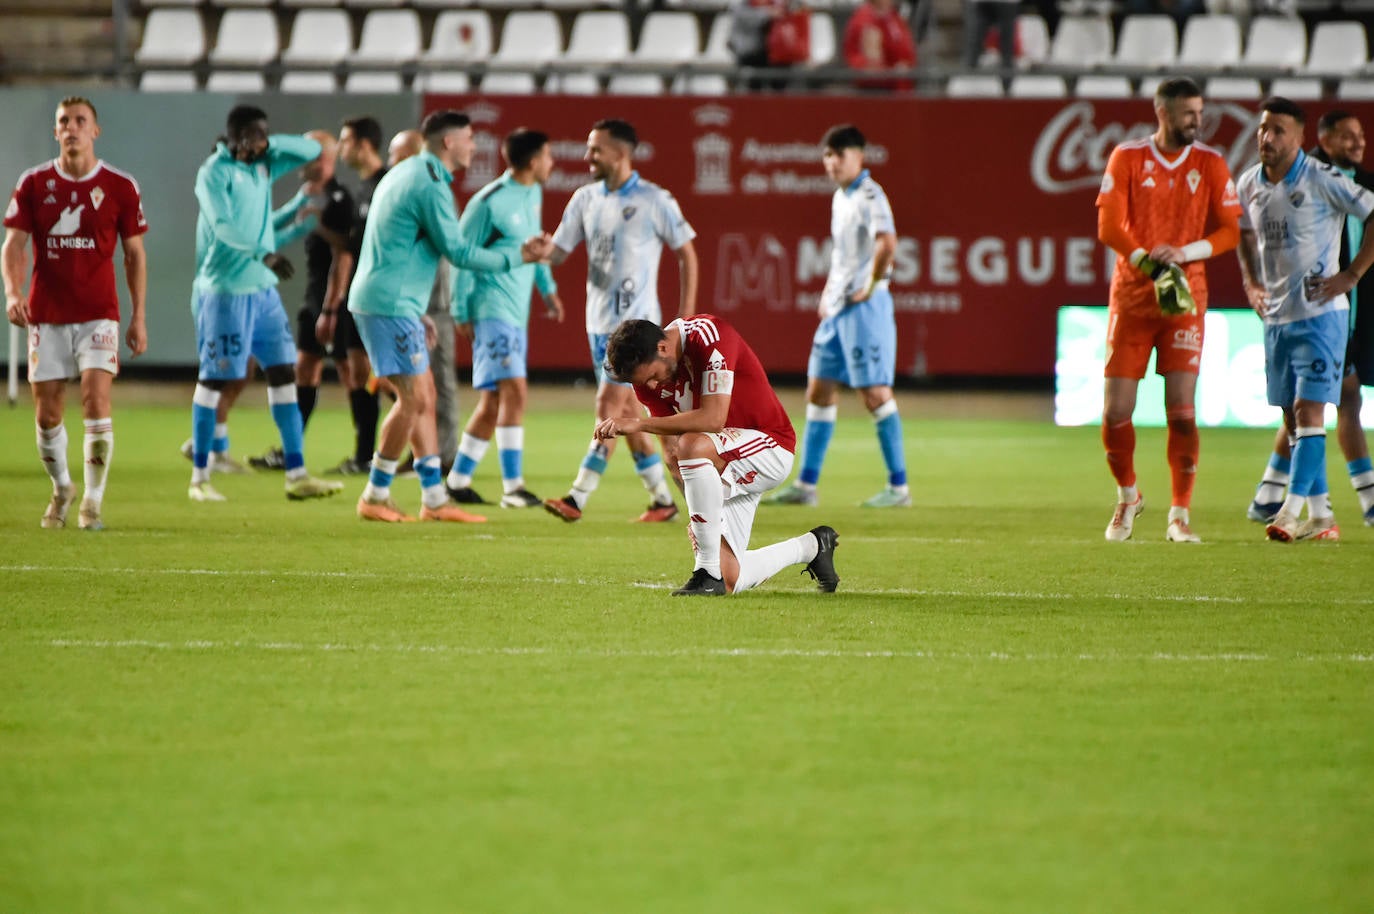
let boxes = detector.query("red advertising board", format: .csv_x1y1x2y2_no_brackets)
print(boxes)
426,93,1373,378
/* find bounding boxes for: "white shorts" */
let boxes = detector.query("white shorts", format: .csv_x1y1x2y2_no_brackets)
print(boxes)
703,428,795,557
28,320,121,383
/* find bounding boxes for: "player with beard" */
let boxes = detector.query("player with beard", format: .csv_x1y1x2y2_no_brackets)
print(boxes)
1245,109,1374,527
3,96,148,530
1094,77,1241,543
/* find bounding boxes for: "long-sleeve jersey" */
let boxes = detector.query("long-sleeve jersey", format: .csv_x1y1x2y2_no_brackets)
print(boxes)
193,134,322,294
349,150,521,320
451,171,557,327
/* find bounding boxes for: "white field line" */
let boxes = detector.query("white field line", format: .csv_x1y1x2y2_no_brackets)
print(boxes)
36,639,1374,663
4,564,1371,606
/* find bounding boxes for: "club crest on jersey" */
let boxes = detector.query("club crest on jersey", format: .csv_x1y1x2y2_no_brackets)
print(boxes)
1186,169,1201,193
1144,161,1155,172
90,186,105,210
70,191,78,203
46,179,55,190
622,206,636,221
1290,191,1305,207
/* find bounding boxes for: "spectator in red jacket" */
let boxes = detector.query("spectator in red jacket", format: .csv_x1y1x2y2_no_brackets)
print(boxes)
843,0,917,91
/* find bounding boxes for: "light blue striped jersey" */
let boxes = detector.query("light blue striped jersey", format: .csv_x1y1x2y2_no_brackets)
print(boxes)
820,168,897,319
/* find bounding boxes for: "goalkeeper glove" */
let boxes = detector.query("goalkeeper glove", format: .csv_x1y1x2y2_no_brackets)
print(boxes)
1132,253,1196,316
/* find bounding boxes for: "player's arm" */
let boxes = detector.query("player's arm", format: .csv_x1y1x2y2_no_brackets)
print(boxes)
851,231,896,303
1235,228,1268,315
120,233,148,356
2,227,31,326
1155,169,1242,266
1095,152,1157,276
450,194,490,326
535,265,563,321
267,134,325,182
596,392,731,439
421,185,524,273
547,193,585,268
673,239,699,320
1312,213,1374,302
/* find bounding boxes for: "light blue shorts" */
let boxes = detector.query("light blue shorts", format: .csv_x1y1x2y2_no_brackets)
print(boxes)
806,289,897,389
589,331,631,388
354,312,430,378
1265,310,1348,407
195,287,295,381
472,320,528,390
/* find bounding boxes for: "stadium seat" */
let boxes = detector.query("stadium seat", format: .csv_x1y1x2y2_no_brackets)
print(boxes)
281,0,341,7
672,72,730,94
1017,14,1051,65
139,70,199,91
424,11,492,64
140,0,199,6
411,0,473,6
354,9,421,65
1304,21,1367,75
1269,76,1322,99
1242,17,1307,70
946,74,1004,97
279,70,338,92
342,0,405,7
205,70,267,91
1177,14,1242,70
281,9,352,66
701,12,733,64
136,9,205,66
607,73,666,94
664,0,730,9
1113,15,1177,69
1337,77,1374,99
564,11,631,64
810,12,837,65
212,0,271,6
481,71,539,93
1049,16,1113,69
1075,74,1133,97
549,71,601,94
492,12,563,66
345,71,405,91
209,9,278,66
1009,74,1068,97
1205,75,1262,98
634,12,701,64
413,71,473,93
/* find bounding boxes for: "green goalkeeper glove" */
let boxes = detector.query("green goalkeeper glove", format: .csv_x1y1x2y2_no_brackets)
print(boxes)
1135,254,1196,316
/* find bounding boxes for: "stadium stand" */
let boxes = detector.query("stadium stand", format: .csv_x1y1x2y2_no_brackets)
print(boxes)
1177,14,1243,70
1112,15,1178,70
1075,74,1134,97
209,9,279,68
1049,16,1114,69
633,12,702,65
1304,21,1368,75
564,11,632,65
280,9,353,68
1241,16,1307,70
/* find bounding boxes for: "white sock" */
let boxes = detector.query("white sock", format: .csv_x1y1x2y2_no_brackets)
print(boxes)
213,422,229,454
422,484,448,510
1167,506,1188,523
680,458,723,577
37,422,71,488
1308,493,1333,520
733,533,818,594
446,433,490,489
83,417,113,506
1117,485,1139,505
1278,492,1305,519
496,425,524,492
363,454,399,502
636,456,674,505
1351,468,1374,513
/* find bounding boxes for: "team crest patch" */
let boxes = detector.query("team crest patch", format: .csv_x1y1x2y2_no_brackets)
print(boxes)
90,186,105,210
46,179,55,190
1290,191,1305,207
4,197,16,219
1186,169,1201,193
622,206,636,220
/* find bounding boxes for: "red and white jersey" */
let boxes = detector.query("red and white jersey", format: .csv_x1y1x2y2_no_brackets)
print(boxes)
635,314,797,453
4,159,148,325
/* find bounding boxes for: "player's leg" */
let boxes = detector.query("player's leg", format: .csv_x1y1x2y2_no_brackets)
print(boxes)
74,325,117,531
770,317,844,506
1161,370,1201,542
670,432,730,595
446,320,509,504
843,293,908,508
342,307,381,472
30,325,77,527
1335,369,1374,525
407,368,484,523
624,399,678,521
1101,310,1149,541
494,377,540,507
251,290,341,501
295,306,326,432
189,292,248,502
354,314,420,521
1247,425,1292,523
858,384,909,508
545,333,621,521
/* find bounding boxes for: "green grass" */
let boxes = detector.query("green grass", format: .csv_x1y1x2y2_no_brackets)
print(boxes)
1,388,1371,914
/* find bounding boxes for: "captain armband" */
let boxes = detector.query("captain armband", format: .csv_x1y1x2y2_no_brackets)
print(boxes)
1179,240,1213,262
701,369,734,396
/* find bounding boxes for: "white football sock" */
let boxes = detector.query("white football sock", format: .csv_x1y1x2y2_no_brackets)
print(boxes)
37,422,71,488
733,533,818,594
680,458,723,577
83,417,113,506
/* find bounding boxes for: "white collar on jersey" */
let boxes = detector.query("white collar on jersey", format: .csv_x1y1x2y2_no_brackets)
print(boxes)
53,159,104,183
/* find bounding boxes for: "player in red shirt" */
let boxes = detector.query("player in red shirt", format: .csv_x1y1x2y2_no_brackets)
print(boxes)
1095,77,1240,543
3,96,148,531
842,0,917,91
597,316,840,596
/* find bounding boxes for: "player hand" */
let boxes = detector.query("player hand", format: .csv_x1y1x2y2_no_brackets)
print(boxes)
1149,244,1185,266
263,253,294,280
1243,281,1269,316
421,314,438,350
521,233,554,263
5,296,28,327
456,321,474,342
847,280,876,304
544,292,565,323
315,310,337,347
594,416,641,440
125,319,147,357
1309,270,1355,304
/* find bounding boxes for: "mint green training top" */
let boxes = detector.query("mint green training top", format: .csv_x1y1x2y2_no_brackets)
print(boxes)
349,150,522,320
451,171,557,327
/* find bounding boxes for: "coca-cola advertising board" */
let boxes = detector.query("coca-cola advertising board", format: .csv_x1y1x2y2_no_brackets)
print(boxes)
426,94,1370,378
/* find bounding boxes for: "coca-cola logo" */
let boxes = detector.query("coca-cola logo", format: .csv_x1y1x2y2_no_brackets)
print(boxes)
1031,101,1263,195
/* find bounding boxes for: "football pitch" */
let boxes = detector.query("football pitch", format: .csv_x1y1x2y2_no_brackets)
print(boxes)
1,384,1371,914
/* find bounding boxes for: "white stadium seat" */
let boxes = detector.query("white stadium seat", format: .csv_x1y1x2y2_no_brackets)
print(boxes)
343,0,404,7
413,72,473,93
1017,14,1050,65
1338,78,1374,99
672,72,729,95
281,10,352,66
213,0,272,7
564,11,631,64
1242,17,1307,70
481,71,539,93
634,12,700,64
1178,14,1242,70
1049,16,1113,68
810,12,837,66
946,74,1004,97
140,70,199,91
205,71,267,91
1269,76,1322,99
279,71,338,92
354,9,421,64
209,9,278,66
424,11,492,63
492,12,563,66
345,71,405,91
549,72,602,94
1113,14,1177,69
701,12,733,64
607,73,665,94
1304,21,1367,75
136,9,205,65
1205,76,1262,99
1009,74,1067,97
281,0,341,7
1075,74,1133,97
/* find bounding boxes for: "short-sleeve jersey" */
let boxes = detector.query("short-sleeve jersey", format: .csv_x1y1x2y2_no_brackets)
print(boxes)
451,171,557,328
4,160,147,325
302,176,357,311
1237,149,1374,325
634,314,797,452
552,171,696,334
1096,138,1240,316
820,169,897,319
